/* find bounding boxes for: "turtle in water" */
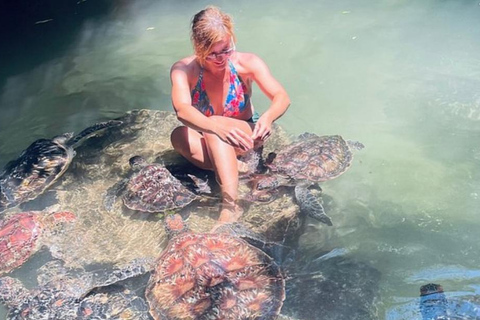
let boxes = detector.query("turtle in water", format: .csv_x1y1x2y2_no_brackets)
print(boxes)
104,155,213,213
0,258,153,319
0,120,122,213
0,210,76,276
77,285,151,319
419,283,480,320
145,213,285,320
250,133,364,226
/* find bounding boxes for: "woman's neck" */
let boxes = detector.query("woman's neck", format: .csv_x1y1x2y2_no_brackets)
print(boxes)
204,65,228,81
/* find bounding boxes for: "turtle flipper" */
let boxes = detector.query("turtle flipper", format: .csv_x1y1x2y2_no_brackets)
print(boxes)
78,257,154,300
187,174,212,194
67,120,123,148
0,276,30,309
294,184,333,226
346,140,365,151
104,179,129,212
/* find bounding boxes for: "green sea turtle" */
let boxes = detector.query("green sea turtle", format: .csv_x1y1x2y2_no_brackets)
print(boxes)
250,133,364,226
104,155,213,213
0,120,122,213
0,258,153,319
77,285,151,319
145,214,285,319
0,210,76,276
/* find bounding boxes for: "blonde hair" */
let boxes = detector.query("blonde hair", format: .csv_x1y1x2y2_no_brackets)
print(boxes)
191,6,236,65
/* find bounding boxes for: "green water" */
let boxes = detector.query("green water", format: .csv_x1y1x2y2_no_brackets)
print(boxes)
1,0,480,318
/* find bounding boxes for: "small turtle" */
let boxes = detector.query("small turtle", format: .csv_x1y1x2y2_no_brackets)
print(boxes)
104,155,213,213
0,120,122,213
0,258,153,319
251,133,364,226
420,283,480,320
0,210,76,276
145,214,285,320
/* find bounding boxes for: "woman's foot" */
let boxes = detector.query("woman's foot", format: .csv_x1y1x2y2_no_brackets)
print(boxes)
211,202,243,232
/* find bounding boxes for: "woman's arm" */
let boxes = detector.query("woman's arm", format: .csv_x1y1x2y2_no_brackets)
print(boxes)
170,61,215,133
246,54,291,140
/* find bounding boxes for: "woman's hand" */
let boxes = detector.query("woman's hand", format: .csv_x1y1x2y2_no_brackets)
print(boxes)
251,114,273,141
214,122,254,151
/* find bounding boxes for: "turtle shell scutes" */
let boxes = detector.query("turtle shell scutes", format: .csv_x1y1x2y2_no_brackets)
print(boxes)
146,232,285,320
268,134,356,182
0,211,75,276
0,139,72,212
123,165,197,212
0,212,42,275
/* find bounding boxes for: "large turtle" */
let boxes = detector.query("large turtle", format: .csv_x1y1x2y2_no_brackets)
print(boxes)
0,120,122,213
0,258,153,319
0,210,76,276
145,214,285,320
251,133,364,226
104,155,213,213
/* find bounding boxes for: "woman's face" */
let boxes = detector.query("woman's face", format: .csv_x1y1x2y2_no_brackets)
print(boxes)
203,37,234,70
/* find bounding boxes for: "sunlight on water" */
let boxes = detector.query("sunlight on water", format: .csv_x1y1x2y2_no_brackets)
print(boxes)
1,0,480,318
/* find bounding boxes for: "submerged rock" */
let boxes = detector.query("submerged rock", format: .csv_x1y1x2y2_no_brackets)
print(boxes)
24,109,301,267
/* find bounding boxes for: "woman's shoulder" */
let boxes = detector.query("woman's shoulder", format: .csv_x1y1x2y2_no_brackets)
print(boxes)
234,52,264,68
170,56,201,85
171,56,200,74
233,52,269,78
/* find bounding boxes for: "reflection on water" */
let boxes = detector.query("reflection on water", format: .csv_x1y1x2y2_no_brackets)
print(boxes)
1,0,480,318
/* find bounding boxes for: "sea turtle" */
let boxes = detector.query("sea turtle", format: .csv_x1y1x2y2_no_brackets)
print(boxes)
0,210,76,276
77,285,151,319
145,213,285,320
0,258,153,319
104,155,213,213
0,120,122,213
250,133,364,226
419,283,480,320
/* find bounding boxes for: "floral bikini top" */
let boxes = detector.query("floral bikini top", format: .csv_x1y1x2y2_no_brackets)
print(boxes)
191,60,250,117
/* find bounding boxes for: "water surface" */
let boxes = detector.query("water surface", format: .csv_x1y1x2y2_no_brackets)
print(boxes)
1,0,480,318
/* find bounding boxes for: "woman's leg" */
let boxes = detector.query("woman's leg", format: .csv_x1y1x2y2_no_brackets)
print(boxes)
170,126,213,170
171,117,254,223
203,116,254,222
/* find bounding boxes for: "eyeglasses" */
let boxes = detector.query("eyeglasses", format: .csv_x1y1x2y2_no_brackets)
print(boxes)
205,43,236,61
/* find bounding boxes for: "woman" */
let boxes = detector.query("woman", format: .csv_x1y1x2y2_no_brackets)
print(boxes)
170,6,290,224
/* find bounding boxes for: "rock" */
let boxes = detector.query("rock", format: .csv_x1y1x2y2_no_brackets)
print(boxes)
38,109,302,267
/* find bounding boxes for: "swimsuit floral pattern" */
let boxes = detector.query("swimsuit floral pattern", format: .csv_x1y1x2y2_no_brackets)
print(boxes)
191,60,249,117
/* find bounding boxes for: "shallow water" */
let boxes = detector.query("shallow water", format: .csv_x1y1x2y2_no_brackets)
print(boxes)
1,0,480,318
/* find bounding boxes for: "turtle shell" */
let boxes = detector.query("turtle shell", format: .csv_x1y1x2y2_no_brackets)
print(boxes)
145,231,285,319
267,134,357,182
0,211,75,275
123,164,198,212
0,120,122,213
0,138,73,213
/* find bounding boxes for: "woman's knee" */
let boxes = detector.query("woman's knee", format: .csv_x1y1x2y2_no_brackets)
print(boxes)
170,126,189,152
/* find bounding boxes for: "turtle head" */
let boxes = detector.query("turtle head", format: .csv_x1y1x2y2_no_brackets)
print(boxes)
0,277,29,308
52,132,74,144
420,283,444,296
129,156,147,171
164,214,188,238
